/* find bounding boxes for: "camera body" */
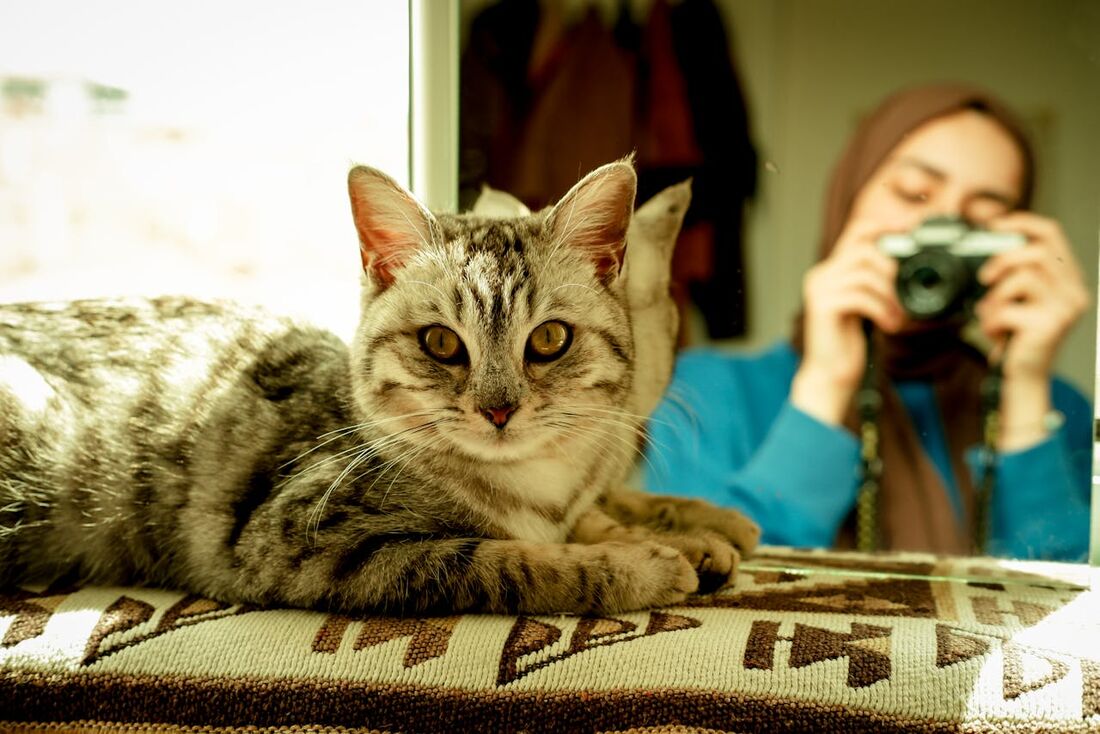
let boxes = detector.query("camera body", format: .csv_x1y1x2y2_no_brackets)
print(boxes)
877,216,1025,320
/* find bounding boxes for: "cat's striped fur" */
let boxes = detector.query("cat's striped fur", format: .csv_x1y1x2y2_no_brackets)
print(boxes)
0,160,758,615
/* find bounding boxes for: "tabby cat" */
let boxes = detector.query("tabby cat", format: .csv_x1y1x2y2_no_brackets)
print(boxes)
0,159,758,615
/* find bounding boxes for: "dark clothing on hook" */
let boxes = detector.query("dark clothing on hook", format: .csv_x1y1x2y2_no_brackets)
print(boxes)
460,0,757,338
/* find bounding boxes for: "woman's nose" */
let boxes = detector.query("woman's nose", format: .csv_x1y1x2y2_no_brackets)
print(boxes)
924,189,969,221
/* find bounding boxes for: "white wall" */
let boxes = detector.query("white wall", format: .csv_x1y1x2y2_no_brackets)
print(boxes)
714,0,1100,396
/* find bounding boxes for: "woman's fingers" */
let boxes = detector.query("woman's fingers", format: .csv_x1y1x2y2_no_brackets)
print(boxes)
984,212,1081,279
806,246,903,326
831,269,904,327
978,240,1087,325
828,288,906,333
797,218,911,403
988,211,1069,252
979,243,1080,286
980,266,1053,307
978,302,1046,343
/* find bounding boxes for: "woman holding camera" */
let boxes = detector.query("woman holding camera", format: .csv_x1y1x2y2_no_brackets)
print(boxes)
643,84,1091,560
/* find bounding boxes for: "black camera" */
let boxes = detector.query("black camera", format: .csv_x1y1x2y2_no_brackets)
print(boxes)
877,216,1025,320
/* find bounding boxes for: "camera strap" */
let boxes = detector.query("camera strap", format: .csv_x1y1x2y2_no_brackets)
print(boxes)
854,321,1001,554
855,320,883,553
973,353,1004,555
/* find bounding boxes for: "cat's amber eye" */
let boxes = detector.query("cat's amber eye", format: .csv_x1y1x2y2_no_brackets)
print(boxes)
526,321,572,362
419,325,466,364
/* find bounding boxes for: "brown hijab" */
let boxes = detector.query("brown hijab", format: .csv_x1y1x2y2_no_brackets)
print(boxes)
792,83,1036,553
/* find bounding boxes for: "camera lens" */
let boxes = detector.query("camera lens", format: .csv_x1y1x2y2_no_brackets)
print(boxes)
896,249,968,320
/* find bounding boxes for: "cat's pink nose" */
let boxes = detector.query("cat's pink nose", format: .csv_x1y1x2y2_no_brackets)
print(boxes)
481,405,517,428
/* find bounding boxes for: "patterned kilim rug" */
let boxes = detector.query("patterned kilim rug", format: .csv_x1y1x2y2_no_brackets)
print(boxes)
1,547,1098,733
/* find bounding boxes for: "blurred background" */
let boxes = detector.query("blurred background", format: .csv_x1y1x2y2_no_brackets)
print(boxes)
459,0,1100,396
0,1,1097,391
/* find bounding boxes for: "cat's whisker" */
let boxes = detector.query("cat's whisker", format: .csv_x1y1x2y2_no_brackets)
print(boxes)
314,423,372,441
315,413,431,441
284,410,444,470
563,405,676,431
563,409,645,433
304,429,417,499
561,403,665,425
372,436,443,509
605,411,677,462
543,410,660,477
285,413,445,480
571,420,645,459
588,433,662,481
282,426,387,472
354,452,438,528
662,386,702,429
365,427,440,488
543,416,626,452
545,423,625,478
306,419,446,539
282,442,374,485
307,450,376,542
541,407,646,438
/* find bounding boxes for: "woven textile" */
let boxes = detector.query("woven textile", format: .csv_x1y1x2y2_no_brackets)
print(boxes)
1,548,1097,733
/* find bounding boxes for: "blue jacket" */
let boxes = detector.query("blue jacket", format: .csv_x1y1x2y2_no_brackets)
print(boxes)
642,341,1092,561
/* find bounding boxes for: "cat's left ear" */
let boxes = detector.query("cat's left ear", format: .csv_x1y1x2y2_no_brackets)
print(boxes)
347,166,438,288
546,159,637,283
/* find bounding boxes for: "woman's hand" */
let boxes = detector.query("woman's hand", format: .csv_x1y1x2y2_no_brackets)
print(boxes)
976,212,1089,449
791,220,905,426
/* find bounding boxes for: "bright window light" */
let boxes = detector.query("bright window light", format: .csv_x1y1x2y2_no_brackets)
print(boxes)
0,1,410,341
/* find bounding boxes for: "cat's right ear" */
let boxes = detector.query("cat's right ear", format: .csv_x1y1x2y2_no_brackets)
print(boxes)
347,166,438,288
545,159,637,284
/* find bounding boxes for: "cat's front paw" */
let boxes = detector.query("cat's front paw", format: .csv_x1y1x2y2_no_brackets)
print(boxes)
593,540,697,614
657,499,761,557
654,531,741,594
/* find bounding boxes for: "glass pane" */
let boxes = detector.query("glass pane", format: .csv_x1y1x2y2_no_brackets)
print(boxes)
457,0,1099,563
0,1,409,341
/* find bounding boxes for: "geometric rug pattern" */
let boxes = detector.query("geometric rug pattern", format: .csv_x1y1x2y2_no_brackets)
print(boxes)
2,547,1098,732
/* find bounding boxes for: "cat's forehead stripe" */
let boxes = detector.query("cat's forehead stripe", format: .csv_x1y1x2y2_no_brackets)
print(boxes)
432,221,541,333
438,216,541,256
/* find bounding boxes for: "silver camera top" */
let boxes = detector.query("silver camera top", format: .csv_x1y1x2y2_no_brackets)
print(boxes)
877,217,1026,258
